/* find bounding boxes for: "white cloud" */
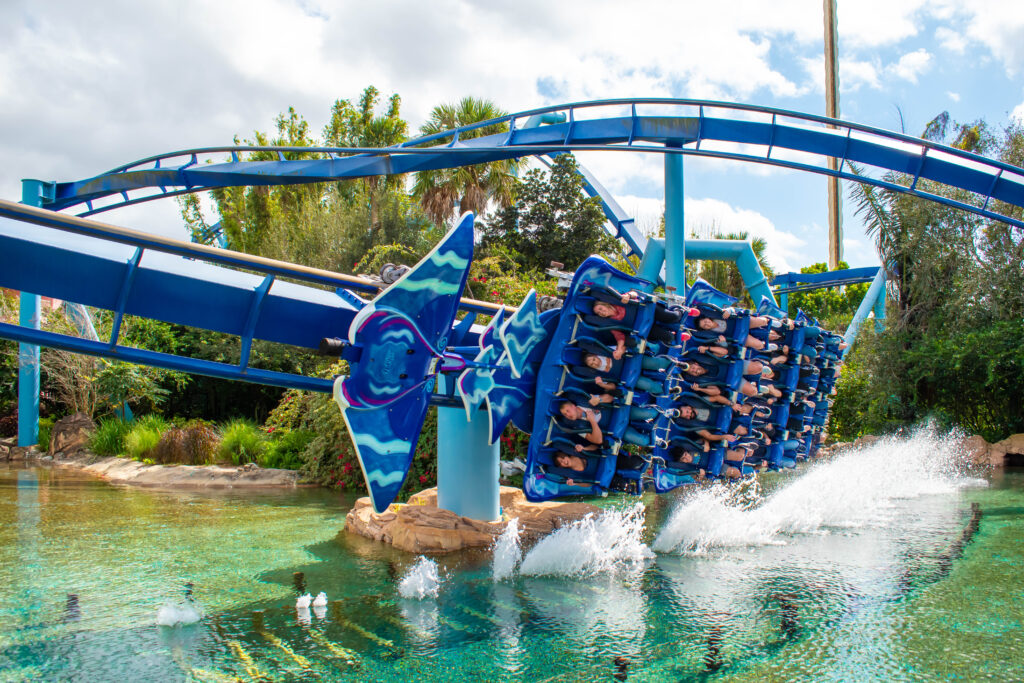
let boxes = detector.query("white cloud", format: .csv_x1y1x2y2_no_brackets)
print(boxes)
935,26,967,54
887,49,932,83
931,0,1024,75
1011,102,1024,124
947,91,961,102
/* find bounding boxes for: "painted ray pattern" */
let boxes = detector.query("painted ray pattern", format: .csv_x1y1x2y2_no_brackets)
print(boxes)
457,307,504,422
333,213,475,513
457,290,550,444
497,290,547,379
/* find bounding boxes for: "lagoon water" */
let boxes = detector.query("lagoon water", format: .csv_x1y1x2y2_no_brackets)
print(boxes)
2,429,1022,681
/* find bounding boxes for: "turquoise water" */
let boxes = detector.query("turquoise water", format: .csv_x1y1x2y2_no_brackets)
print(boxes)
1,430,1022,681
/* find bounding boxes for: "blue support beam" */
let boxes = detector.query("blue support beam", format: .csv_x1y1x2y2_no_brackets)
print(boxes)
685,239,777,306
843,268,887,353
435,376,500,520
663,152,686,292
771,266,880,294
17,180,53,447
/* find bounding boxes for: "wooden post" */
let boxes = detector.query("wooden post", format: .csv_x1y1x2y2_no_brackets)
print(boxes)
824,0,843,269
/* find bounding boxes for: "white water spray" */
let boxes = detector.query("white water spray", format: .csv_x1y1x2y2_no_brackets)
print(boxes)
156,602,203,627
520,503,654,576
398,556,442,599
492,518,522,581
654,427,982,554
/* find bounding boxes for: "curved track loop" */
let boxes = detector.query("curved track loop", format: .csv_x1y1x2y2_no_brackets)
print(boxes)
44,99,1024,263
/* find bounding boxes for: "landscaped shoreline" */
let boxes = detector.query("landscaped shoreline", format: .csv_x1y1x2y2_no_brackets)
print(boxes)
1,440,305,488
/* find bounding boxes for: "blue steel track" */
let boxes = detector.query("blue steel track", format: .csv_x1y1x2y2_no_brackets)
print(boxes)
2,98,1023,400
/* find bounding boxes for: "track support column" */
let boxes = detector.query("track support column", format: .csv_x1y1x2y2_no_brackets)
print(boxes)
872,278,886,332
637,238,665,283
17,180,53,447
663,151,686,292
435,376,500,521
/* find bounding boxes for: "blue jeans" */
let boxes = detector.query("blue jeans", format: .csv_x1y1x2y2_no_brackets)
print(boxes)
635,374,666,394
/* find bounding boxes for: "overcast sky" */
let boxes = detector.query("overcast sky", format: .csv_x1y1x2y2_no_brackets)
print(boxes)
3,0,1023,272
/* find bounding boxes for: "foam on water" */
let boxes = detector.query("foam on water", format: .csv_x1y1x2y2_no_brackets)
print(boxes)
654,426,980,554
519,503,654,577
398,556,442,599
492,518,522,581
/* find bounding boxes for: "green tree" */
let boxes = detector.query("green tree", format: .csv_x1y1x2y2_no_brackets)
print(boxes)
786,261,869,329
412,97,522,225
833,112,1024,441
180,89,428,275
479,154,618,271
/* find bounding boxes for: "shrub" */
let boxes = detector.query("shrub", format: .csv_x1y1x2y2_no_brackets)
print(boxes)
218,419,266,465
0,412,16,438
90,418,132,456
125,421,165,460
37,417,55,451
260,428,315,470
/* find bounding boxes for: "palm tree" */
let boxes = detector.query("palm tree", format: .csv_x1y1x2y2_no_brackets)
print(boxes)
412,97,523,225
324,87,409,233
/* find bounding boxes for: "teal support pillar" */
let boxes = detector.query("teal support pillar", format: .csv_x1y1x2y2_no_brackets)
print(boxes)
637,238,665,284
872,284,886,332
435,376,500,521
779,291,789,315
17,180,53,447
663,151,686,292
842,268,887,355
685,240,777,307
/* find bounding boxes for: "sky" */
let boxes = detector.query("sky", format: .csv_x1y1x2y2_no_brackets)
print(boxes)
2,0,1024,274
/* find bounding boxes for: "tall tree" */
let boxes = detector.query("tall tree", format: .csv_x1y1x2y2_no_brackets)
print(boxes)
324,86,409,232
412,97,522,225
479,154,618,271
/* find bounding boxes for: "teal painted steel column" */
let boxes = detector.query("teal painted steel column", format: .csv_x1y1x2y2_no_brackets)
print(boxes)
779,291,789,315
842,268,887,354
637,238,665,283
663,151,686,291
436,376,500,521
17,180,51,447
872,280,886,332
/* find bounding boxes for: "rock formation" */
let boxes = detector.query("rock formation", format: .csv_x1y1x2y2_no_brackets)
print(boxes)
345,485,603,554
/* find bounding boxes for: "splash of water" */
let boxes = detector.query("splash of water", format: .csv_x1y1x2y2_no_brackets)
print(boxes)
156,602,202,627
654,426,981,554
519,503,654,577
398,556,442,599
492,518,522,581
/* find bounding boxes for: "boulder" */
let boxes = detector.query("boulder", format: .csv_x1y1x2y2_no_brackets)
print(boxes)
989,433,1024,468
49,413,95,456
960,434,992,467
851,434,880,450
344,487,603,553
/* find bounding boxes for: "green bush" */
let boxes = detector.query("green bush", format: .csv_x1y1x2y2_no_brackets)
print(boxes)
125,419,166,460
90,417,132,456
37,417,55,451
218,419,266,465
152,421,219,465
260,428,315,470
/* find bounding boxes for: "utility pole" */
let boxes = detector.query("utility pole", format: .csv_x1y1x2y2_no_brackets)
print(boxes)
824,0,842,269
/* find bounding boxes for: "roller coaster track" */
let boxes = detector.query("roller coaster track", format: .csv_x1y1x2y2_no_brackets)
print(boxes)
40,98,1024,262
